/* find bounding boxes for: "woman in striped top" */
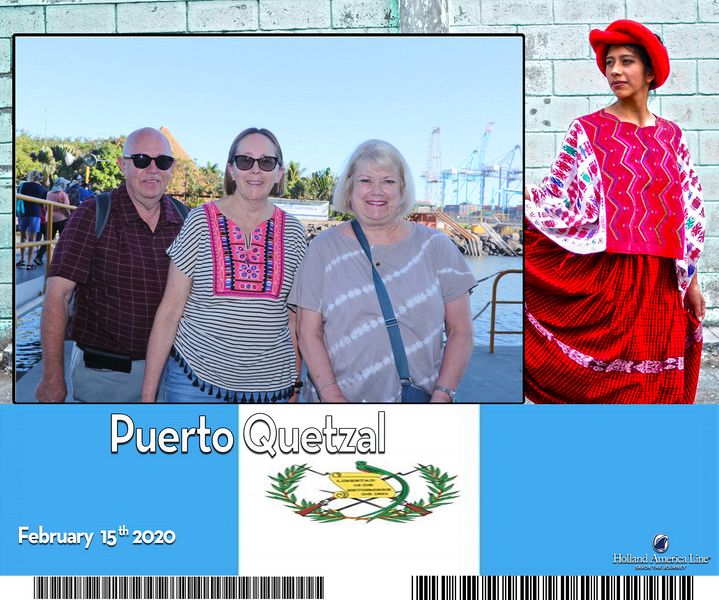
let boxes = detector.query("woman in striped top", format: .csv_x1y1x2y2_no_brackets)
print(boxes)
141,128,307,403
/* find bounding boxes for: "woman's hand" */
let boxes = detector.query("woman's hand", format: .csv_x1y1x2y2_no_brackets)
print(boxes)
685,280,706,321
430,389,453,403
431,293,473,403
317,382,349,403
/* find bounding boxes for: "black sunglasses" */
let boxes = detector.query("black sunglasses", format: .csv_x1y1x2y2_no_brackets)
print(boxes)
123,154,175,170
233,155,279,171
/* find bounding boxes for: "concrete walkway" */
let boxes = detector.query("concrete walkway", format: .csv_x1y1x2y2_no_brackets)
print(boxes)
0,374,11,404
14,342,523,404
7,325,719,404
458,345,522,403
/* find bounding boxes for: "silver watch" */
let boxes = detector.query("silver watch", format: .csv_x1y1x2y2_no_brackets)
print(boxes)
433,385,457,401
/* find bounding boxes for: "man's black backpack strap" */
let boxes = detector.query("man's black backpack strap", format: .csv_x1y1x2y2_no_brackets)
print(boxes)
94,193,112,238
170,197,190,220
95,192,189,238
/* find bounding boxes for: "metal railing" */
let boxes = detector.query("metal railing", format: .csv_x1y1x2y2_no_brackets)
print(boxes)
471,268,523,353
489,269,523,352
16,192,78,281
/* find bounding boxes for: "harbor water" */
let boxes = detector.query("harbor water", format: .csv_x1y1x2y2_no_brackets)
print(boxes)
16,305,42,378
15,255,523,379
464,255,522,347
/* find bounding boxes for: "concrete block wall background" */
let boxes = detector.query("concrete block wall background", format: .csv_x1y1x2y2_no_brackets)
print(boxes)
1,0,717,343
448,0,719,323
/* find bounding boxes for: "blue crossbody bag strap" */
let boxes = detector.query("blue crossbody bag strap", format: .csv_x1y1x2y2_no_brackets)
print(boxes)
350,219,412,386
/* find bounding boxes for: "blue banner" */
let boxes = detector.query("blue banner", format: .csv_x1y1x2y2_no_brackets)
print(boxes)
480,406,718,575
0,406,238,575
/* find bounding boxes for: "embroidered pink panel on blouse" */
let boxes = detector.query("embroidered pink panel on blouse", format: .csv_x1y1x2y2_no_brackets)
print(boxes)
578,110,684,260
205,202,285,299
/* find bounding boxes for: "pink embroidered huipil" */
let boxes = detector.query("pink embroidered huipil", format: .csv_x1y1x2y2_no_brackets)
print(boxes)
524,109,705,404
579,110,684,259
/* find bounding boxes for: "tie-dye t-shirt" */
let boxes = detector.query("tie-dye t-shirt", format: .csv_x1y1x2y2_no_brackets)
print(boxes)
289,223,476,402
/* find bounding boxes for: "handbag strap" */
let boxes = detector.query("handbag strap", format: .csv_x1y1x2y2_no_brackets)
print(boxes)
350,219,412,386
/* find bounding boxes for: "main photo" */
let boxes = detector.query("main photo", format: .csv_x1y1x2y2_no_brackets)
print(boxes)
15,35,524,404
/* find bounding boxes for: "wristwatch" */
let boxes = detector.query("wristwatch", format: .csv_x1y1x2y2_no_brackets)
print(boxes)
433,385,457,402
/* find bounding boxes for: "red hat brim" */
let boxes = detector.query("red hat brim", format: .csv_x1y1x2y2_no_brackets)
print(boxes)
589,19,670,89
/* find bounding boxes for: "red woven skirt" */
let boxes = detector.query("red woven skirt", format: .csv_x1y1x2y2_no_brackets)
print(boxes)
525,226,702,404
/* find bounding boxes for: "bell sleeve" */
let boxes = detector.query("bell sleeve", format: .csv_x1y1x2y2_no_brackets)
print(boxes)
525,119,607,255
674,132,705,296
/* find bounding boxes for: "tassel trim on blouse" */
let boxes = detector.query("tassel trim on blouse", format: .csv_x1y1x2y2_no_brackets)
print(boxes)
170,348,294,403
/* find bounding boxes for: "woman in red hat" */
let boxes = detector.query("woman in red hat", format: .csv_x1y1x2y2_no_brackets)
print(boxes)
524,20,705,404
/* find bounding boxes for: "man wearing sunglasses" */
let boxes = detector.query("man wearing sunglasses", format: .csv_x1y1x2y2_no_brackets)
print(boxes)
36,127,185,403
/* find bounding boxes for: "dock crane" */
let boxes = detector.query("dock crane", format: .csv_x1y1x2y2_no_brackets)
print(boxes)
440,121,495,208
492,144,522,212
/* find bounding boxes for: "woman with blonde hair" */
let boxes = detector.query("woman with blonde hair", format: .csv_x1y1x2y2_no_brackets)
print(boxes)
291,139,476,403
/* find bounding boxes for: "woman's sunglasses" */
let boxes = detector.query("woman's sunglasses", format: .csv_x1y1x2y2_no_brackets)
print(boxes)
233,155,279,171
123,154,175,170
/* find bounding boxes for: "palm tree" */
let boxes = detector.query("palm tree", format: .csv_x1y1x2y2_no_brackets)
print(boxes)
200,162,221,177
284,160,305,198
32,145,57,182
199,162,223,197
305,167,336,201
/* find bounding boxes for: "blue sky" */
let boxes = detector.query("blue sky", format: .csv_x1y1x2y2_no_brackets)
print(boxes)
15,35,523,205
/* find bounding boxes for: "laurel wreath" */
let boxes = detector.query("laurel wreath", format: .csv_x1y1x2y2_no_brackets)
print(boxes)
267,464,459,523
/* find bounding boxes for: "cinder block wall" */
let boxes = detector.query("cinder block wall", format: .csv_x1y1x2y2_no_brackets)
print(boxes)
449,0,719,323
1,0,718,342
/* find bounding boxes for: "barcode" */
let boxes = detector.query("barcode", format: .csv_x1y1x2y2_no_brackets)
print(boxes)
33,576,324,599
411,576,693,600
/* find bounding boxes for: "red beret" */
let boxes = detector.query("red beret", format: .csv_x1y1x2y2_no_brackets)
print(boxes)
589,20,670,89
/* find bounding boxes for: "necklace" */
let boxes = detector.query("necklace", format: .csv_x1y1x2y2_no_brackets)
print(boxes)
369,244,383,267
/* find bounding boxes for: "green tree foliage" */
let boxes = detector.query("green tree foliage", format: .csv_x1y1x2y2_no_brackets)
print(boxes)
17,135,339,215
305,167,336,202
86,138,124,192
328,206,352,221
33,145,56,180
167,160,224,208
15,134,43,184
283,162,337,203
50,143,81,181
283,160,305,199
282,161,350,219
198,162,224,202
15,133,125,191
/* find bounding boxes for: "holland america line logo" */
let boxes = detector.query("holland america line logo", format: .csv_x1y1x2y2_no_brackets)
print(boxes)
267,461,458,523
653,534,669,553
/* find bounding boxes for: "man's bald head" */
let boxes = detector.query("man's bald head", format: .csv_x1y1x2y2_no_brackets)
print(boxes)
123,127,172,156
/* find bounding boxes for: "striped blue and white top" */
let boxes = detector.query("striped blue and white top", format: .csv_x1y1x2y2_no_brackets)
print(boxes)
168,203,307,392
